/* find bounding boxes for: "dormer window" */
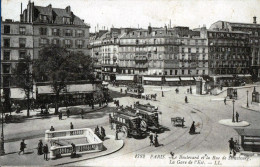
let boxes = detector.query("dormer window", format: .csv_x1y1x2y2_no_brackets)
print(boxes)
63,17,70,24
40,15,48,23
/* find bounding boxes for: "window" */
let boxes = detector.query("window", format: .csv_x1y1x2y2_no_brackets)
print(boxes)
175,70,178,75
203,70,205,75
19,38,26,48
40,27,47,35
40,38,48,45
40,15,47,22
182,70,184,75
52,29,60,36
19,51,26,59
3,64,10,74
76,30,84,37
64,39,71,48
202,48,205,53
4,39,10,47
77,40,83,48
18,27,26,35
196,70,199,74
170,70,172,75
4,25,10,34
188,48,191,53
196,48,199,53
182,48,184,53
3,76,10,87
53,39,60,45
65,29,72,36
63,17,70,24
3,51,10,60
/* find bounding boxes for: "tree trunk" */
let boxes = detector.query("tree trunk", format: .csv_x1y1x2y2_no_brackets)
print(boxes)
55,92,60,115
27,94,30,117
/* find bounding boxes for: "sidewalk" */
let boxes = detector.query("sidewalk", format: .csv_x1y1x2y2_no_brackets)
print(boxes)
241,103,260,112
0,134,124,166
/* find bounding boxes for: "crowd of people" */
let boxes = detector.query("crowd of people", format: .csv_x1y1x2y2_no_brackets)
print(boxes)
94,126,106,141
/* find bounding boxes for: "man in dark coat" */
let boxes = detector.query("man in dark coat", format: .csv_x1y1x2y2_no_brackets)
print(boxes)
18,139,26,155
81,109,84,119
71,143,76,158
236,112,239,122
37,140,43,155
149,133,154,146
224,98,227,105
50,126,55,131
59,112,62,120
70,122,74,129
229,138,235,156
154,133,159,147
189,121,196,134
67,109,70,118
43,144,48,160
185,96,188,103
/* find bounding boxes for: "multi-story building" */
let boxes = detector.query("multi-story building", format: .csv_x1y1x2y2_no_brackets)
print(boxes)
20,1,90,59
210,17,260,81
206,29,251,86
1,19,34,98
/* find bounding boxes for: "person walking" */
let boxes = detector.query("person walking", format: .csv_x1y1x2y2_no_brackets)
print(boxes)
101,126,106,139
228,138,235,156
18,139,26,155
149,133,154,146
43,144,48,160
115,129,118,140
185,96,188,103
67,109,70,118
236,112,239,122
81,109,84,119
59,111,62,120
189,121,196,134
224,98,227,105
70,122,74,129
154,133,159,147
37,140,43,155
71,143,76,158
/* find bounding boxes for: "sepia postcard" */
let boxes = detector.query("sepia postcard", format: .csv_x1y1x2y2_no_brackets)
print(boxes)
1,0,260,166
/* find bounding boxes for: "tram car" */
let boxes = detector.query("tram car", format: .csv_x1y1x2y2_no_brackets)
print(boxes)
133,102,163,132
110,107,147,138
126,84,144,98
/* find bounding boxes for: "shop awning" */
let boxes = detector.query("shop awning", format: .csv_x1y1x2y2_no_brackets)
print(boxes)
165,77,180,82
237,74,252,77
180,77,194,81
143,77,162,81
116,75,134,81
37,84,95,94
10,88,33,99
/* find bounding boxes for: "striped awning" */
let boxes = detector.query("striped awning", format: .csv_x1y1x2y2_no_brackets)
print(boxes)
165,77,180,82
181,77,194,81
116,75,134,81
143,77,162,81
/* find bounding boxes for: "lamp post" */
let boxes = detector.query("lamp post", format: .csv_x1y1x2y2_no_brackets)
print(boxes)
247,90,249,108
232,99,235,122
0,96,5,156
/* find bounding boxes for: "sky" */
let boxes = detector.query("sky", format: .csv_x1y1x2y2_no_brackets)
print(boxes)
2,0,260,32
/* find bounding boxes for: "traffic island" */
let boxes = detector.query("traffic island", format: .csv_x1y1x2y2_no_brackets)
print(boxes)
219,119,250,127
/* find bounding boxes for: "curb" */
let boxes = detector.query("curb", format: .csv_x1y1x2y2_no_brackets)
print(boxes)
241,105,260,113
4,105,109,143
54,138,124,166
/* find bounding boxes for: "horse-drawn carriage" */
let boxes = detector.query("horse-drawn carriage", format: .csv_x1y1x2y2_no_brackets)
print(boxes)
171,117,185,127
110,107,147,138
133,102,163,132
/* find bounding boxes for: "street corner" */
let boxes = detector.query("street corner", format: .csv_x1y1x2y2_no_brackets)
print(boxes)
218,119,250,127
241,104,260,112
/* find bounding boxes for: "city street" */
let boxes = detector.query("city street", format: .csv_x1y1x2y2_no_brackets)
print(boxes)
71,84,260,166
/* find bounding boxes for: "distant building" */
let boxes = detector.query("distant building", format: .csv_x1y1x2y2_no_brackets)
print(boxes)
20,1,90,59
1,19,34,97
210,17,260,81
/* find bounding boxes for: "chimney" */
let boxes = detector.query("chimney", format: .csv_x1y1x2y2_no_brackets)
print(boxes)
20,3,23,22
165,24,168,34
148,25,152,34
48,4,52,8
66,6,71,13
253,16,257,24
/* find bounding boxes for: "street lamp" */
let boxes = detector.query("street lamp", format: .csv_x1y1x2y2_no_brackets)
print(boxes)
0,96,5,156
232,99,235,123
247,90,249,108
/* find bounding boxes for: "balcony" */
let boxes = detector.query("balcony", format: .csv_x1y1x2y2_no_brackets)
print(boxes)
134,56,148,62
135,64,148,68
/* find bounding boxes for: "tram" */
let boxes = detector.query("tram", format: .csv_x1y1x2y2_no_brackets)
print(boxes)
126,84,144,98
110,107,147,138
133,102,163,132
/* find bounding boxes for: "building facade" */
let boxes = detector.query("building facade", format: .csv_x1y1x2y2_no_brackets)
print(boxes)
210,17,260,81
1,19,34,95
20,2,90,59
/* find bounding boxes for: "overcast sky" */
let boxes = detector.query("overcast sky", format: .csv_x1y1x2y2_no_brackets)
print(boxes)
2,0,260,32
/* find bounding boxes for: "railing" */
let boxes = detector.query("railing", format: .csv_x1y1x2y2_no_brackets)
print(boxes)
45,128,103,159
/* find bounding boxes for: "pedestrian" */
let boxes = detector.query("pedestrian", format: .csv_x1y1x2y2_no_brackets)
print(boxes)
190,87,192,94
185,96,188,103
154,133,159,147
70,122,74,129
224,98,226,105
236,112,239,122
228,138,235,156
101,126,106,139
189,121,196,134
43,144,48,160
149,133,154,146
120,88,122,94
37,140,43,155
71,143,76,158
115,129,118,140
81,109,84,119
59,111,62,120
18,139,26,155
67,109,70,118
50,126,55,131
